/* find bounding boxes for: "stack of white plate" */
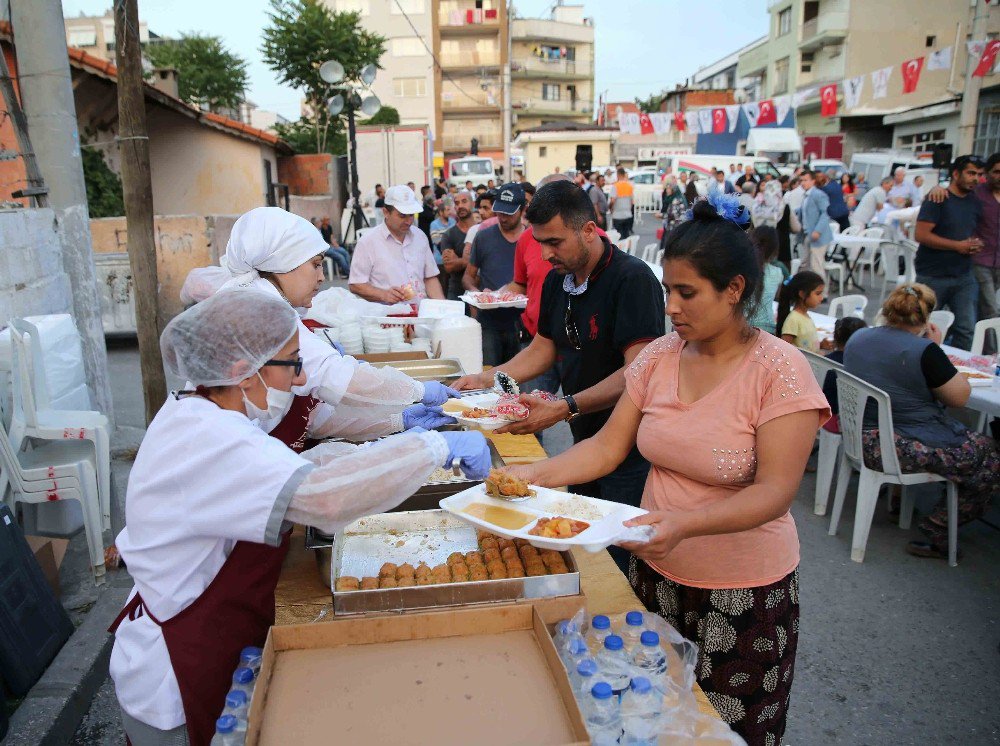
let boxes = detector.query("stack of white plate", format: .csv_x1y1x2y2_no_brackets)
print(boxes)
336,323,364,356
410,338,432,355
389,341,412,353
387,327,406,347
363,327,391,354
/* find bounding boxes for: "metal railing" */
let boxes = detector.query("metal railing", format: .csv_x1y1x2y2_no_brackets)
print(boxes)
513,98,592,114
512,57,586,76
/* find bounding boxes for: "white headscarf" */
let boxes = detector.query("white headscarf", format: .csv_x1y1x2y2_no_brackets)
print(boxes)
219,207,328,291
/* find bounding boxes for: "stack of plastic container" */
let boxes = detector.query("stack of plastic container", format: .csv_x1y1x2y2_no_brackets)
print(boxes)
211,646,263,744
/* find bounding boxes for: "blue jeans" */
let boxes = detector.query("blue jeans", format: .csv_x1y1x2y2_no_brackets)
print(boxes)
481,326,521,367
916,271,978,350
324,246,350,276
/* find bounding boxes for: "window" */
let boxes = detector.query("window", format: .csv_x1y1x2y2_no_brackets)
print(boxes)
800,52,814,74
539,146,548,157
542,83,560,101
391,0,425,13
896,129,947,156
975,105,1000,157
926,35,936,48
773,57,789,94
67,29,97,47
777,8,792,37
393,77,427,97
335,0,370,14
392,38,425,57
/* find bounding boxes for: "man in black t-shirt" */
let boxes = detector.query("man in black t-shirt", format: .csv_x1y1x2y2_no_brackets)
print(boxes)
914,155,985,350
440,190,476,300
452,181,665,571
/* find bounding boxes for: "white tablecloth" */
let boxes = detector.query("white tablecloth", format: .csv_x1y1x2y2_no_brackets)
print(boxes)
941,345,1000,418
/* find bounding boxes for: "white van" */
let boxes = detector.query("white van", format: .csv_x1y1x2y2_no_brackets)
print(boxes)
655,154,781,182
849,151,939,194
447,156,497,188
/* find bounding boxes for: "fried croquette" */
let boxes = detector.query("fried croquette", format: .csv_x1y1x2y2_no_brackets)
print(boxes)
360,577,379,590
447,552,465,566
379,577,398,589
486,560,508,579
470,564,489,581
335,576,359,591
379,562,398,579
450,562,470,582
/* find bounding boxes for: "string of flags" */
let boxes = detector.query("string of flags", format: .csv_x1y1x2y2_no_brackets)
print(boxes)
617,39,1000,136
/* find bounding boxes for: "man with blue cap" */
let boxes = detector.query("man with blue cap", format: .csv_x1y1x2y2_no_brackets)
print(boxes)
463,183,527,365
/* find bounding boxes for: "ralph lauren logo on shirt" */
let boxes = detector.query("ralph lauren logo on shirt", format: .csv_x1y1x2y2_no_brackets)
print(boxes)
589,313,600,341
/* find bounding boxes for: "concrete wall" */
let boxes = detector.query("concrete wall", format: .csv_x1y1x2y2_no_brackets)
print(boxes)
278,154,334,197
146,106,273,216
521,137,614,183
0,208,73,322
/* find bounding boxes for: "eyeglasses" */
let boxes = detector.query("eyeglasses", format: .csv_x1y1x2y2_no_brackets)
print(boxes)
564,296,581,350
262,357,303,376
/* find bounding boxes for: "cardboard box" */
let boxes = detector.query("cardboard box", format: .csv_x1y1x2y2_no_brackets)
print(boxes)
25,536,69,599
247,605,589,746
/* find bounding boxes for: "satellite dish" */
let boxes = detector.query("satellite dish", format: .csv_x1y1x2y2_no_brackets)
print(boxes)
319,60,345,84
327,94,345,116
360,63,378,86
360,94,381,117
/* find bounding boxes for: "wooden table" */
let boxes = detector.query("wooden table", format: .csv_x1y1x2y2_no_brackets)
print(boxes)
274,430,720,720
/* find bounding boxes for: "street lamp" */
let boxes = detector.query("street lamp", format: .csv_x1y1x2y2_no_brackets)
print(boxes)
319,59,381,245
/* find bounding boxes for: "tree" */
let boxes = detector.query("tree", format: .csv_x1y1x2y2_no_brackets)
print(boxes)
362,105,400,126
261,0,385,154
274,117,346,156
81,146,124,218
144,33,249,112
635,91,668,114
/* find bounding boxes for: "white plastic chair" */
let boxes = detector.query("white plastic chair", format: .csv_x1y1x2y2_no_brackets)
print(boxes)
8,319,112,531
878,239,917,303
829,370,958,566
853,227,886,284
618,235,638,255
0,421,105,581
823,260,845,296
929,310,954,342
971,317,1000,355
802,350,843,516
827,294,867,319
639,242,660,263
606,229,621,244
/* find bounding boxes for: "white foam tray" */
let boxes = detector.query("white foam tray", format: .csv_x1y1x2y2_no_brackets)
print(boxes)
460,293,529,310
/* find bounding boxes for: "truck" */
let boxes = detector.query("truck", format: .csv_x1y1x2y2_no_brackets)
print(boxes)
353,125,433,198
446,155,498,188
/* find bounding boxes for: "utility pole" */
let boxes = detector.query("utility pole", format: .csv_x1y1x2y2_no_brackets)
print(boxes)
957,0,991,154
502,0,512,179
9,0,114,420
114,0,166,423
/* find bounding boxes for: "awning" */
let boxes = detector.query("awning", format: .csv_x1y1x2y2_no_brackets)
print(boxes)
745,127,802,155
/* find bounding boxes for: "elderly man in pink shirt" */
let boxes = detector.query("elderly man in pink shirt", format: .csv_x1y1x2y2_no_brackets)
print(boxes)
349,185,445,303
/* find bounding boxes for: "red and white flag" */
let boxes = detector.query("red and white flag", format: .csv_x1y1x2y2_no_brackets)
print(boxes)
820,84,838,117
901,57,924,93
712,108,726,134
757,99,777,125
974,39,1000,77
674,111,686,131
638,112,655,135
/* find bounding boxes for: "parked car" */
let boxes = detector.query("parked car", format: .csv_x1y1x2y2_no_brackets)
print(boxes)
806,158,849,180
849,151,939,194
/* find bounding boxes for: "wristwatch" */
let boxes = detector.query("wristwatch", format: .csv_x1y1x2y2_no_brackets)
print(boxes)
562,394,581,422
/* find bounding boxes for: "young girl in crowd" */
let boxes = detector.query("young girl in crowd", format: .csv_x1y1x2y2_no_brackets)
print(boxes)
777,271,831,351
748,226,785,334
822,316,866,433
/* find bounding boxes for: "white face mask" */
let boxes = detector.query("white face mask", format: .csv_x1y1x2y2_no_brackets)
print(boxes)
242,372,295,424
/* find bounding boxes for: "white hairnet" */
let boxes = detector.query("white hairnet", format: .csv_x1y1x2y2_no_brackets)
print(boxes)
180,266,231,304
161,289,299,386
220,207,328,291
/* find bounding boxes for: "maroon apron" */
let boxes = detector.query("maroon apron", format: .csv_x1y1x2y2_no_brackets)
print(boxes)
110,395,322,745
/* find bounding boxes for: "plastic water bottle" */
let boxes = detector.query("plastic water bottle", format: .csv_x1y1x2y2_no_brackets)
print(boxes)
582,682,622,746
620,677,661,745
231,666,255,698
239,646,263,675
210,715,239,745
223,689,249,722
630,631,667,692
620,611,645,653
559,635,590,672
595,634,631,695
553,619,580,651
853,302,864,319
570,658,600,696
587,614,612,654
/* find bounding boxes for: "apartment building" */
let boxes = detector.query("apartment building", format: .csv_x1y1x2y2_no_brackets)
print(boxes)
510,4,594,133
737,0,1000,161
64,10,153,61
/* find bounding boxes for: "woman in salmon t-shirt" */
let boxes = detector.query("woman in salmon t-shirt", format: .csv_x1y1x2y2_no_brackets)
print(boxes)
510,199,829,745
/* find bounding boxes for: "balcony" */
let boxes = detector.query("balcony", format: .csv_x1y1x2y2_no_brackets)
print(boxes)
442,132,502,152
799,11,848,52
511,56,590,79
737,41,769,78
441,87,500,112
440,52,501,71
512,97,593,117
511,18,594,45
440,6,501,35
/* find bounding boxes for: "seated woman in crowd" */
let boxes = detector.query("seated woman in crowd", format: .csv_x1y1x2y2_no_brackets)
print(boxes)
777,271,832,352
844,284,999,560
508,199,829,744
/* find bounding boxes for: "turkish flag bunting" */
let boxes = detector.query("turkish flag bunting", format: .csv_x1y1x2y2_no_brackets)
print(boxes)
974,39,1000,77
757,99,777,125
673,111,686,131
712,108,726,134
638,112,654,135
901,57,924,93
819,84,837,117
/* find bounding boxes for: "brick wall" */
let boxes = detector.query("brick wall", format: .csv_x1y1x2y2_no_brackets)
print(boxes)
277,154,334,196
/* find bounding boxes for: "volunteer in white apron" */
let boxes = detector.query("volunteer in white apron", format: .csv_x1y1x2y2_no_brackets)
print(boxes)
109,290,490,745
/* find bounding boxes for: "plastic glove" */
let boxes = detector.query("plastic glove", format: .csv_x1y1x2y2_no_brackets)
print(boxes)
440,431,492,480
421,381,460,406
330,339,345,355
402,404,456,430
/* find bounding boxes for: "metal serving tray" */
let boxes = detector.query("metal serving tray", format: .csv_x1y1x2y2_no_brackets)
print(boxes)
367,357,465,384
318,510,580,615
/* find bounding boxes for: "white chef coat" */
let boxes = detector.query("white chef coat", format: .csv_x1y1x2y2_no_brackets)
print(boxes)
110,395,313,730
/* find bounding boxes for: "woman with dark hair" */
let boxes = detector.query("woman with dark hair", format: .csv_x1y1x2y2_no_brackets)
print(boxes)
508,199,829,744
748,226,784,334
684,173,700,205
777,271,829,351
845,284,999,560
840,172,857,209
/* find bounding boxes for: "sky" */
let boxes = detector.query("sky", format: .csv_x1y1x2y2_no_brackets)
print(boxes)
60,0,770,120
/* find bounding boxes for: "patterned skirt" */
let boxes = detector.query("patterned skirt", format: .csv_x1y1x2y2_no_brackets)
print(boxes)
629,556,799,746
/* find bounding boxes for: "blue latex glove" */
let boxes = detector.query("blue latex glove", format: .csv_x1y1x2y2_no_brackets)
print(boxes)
421,381,460,407
439,431,492,480
330,339,345,355
403,404,456,431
